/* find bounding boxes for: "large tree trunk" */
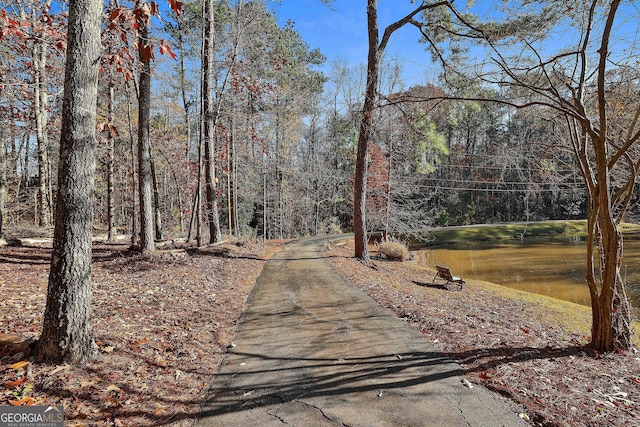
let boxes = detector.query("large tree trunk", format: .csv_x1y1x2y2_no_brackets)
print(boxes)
354,0,381,262
38,0,102,365
586,134,631,351
203,0,222,243
137,6,155,254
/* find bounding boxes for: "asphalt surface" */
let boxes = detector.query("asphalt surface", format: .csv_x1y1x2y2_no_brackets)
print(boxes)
195,236,529,427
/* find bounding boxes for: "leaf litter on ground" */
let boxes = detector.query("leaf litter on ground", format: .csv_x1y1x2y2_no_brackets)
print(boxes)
325,241,640,427
1,239,275,426
3,236,640,426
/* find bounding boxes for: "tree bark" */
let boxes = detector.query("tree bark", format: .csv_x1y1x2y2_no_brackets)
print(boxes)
150,153,163,241
203,0,222,243
354,0,381,262
38,0,102,365
125,83,139,245
33,36,52,228
176,20,193,158
137,3,155,254
0,127,6,237
106,83,117,242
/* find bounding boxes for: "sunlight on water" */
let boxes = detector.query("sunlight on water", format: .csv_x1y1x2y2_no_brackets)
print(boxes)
416,237,640,310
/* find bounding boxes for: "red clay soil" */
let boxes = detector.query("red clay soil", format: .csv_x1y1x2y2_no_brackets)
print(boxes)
1,237,639,426
325,241,640,427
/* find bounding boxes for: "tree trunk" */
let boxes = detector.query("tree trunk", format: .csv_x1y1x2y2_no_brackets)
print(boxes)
196,134,203,247
587,134,631,351
226,131,233,234
125,82,139,245
187,187,197,242
580,0,631,352
0,128,6,237
150,153,163,241
33,38,52,228
203,0,222,243
354,0,381,262
137,8,155,254
106,83,117,242
263,169,267,240
231,117,239,237
176,21,192,158
38,0,102,365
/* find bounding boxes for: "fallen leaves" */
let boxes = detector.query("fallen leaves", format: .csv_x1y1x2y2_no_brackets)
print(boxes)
9,396,36,406
0,240,271,425
49,364,71,376
9,361,29,370
5,360,29,390
5,376,27,389
327,242,640,427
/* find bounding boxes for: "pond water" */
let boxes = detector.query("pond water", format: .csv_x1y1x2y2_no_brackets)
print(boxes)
415,236,640,311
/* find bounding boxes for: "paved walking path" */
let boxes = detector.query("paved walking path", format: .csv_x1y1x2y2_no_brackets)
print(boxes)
196,236,528,427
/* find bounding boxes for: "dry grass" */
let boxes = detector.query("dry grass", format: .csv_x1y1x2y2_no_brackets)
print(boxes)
377,240,409,261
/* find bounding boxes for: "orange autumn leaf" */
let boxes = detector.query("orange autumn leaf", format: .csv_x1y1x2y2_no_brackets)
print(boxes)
9,361,29,370
159,40,177,61
6,376,27,389
9,396,36,406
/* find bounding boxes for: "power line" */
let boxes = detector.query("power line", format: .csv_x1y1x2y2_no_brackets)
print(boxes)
413,184,585,193
411,177,583,186
433,164,577,174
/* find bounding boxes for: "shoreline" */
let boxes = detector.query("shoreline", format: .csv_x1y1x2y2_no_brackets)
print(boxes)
325,239,640,426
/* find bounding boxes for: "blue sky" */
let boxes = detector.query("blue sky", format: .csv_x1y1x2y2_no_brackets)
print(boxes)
268,0,640,90
268,0,446,87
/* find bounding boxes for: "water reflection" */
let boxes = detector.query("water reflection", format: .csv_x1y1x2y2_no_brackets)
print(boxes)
416,236,640,310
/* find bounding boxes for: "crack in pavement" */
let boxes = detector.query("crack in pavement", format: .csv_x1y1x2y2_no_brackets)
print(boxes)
294,400,350,427
195,236,529,427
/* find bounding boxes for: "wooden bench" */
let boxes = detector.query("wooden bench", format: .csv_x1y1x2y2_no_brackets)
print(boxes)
432,265,465,291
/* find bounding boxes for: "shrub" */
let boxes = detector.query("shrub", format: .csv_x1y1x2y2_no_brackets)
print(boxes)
378,240,409,261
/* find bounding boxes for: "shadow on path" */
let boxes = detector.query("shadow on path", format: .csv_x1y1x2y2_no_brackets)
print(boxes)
196,236,528,427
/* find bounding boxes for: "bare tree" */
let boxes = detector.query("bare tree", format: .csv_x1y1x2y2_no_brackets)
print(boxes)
355,0,449,261
457,0,637,351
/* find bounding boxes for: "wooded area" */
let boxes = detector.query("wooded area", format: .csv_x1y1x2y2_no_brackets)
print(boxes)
0,0,588,244
0,0,638,357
